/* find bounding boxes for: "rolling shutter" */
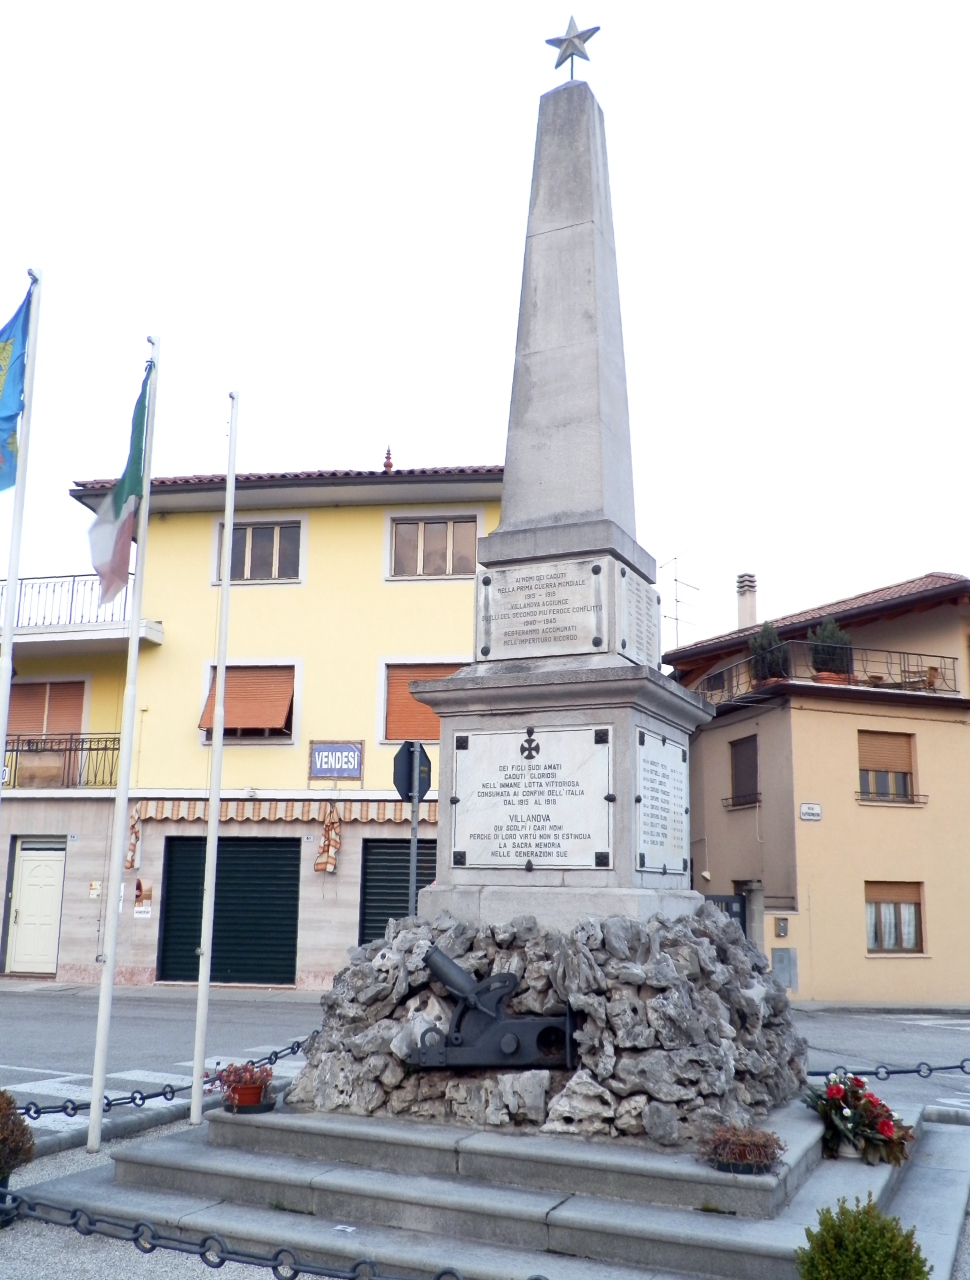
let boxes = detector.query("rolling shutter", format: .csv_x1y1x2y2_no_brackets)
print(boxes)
385,665,461,741
157,837,300,984
7,682,84,736
359,839,437,944
8,685,47,735
46,683,85,734
858,732,912,773
730,735,759,801
199,666,294,731
865,880,921,904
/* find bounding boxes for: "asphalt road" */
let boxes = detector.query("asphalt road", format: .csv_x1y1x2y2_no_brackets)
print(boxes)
0,981,321,1075
0,982,322,1147
794,1006,970,1116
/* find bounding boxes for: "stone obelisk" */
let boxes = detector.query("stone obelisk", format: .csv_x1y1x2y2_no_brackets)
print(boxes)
413,78,712,931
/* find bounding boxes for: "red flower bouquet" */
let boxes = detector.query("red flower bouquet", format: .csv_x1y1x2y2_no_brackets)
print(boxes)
804,1070,914,1165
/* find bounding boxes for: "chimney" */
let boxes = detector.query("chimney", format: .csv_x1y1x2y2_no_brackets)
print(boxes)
737,573,757,630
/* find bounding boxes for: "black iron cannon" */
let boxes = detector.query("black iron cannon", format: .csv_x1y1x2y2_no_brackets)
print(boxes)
407,944,574,1070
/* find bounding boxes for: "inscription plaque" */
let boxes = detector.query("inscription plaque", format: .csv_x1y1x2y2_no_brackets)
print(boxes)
453,726,611,869
637,730,689,874
617,564,660,667
476,560,607,659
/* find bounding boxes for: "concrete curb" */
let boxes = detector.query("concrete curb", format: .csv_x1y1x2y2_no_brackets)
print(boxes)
923,1105,970,1126
32,1093,221,1157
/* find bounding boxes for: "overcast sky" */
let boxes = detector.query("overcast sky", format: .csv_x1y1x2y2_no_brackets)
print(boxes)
2,3,968,654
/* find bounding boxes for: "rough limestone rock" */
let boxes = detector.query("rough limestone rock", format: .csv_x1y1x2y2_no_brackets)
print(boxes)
285,903,807,1146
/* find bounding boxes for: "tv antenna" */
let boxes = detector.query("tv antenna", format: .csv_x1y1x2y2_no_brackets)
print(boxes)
659,556,698,649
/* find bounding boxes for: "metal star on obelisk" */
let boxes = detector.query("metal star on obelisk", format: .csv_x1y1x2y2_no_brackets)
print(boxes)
545,16,600,79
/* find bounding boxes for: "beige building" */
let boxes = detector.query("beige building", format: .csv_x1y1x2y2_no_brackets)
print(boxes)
1,465,502,988
664,571,970,1005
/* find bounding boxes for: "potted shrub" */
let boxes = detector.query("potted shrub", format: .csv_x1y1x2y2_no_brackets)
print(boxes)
807,617,853,682
795,1193,930,1280
749,622,789,684
0,1089,35,1223
697,1124,786,1175
804,1070,915,1165
216,1062,273,1112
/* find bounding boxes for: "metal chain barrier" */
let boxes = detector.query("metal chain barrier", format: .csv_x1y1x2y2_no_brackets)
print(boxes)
0,1192,551,1280
15,1037,309,1119
808,1059,970,1082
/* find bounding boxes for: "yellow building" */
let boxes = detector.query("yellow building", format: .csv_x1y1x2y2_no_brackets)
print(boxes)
1,465,502,987
664,571,970,1005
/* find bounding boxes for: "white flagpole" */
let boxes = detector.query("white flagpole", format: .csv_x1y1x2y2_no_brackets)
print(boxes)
190,391,239,1125
87,337,160,1152
0,269,42,817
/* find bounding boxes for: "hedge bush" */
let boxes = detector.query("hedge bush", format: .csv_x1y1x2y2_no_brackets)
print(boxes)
795,1194,931,1280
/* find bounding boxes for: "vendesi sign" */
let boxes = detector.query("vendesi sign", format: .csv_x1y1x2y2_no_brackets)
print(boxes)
310,741,363,779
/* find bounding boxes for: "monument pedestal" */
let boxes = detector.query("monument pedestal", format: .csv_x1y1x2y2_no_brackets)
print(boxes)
414,656,712,933
412,79,715,932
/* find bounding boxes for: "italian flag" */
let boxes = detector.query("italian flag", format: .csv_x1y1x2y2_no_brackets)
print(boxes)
89,364,151,605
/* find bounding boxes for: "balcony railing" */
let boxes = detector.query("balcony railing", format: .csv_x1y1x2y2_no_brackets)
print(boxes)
3,735,121,788
0,574,134,628
696,642,958,707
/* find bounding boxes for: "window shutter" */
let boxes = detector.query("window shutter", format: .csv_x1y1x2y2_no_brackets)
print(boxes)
858,731,912,773
45,682,85,735
865,881,921,904
199,667,294,731
730,735,758,801
385,664,462,741
8,684,47,735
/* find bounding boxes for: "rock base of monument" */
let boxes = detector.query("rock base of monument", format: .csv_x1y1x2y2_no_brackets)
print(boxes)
285,902,807,1146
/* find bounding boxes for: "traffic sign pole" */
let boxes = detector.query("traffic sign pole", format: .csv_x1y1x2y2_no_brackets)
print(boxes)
408,740,420,916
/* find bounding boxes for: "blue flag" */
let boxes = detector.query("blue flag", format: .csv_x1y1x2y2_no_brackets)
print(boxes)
0,286,34,491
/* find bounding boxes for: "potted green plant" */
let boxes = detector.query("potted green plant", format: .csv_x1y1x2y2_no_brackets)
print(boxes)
795,1193,930,1279
0,1089,35,1225
807,617,853,681
216,1062,274,1112
804,1070,915,1165
749,622,789,684
697,1124,786,1175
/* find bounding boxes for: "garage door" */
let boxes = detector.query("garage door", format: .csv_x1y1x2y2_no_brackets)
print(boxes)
359,839,437,945
157,837,301,984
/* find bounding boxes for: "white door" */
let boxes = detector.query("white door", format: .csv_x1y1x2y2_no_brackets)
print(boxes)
8,842,66,974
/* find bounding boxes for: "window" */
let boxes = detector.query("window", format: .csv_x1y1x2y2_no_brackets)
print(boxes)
8,682,84,737
199,666,294,740
218,523,301,582
858,731,914,802
865,882,923,953
385,664,462,741
391,519,477,577
728,735,759,807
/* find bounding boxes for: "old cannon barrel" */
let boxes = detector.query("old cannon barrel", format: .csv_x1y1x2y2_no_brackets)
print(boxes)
424,944,478,998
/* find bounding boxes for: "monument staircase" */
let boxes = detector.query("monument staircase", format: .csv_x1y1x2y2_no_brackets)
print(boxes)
28,1098,970,1279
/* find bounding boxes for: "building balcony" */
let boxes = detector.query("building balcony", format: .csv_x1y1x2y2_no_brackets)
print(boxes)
0,574,163,657
695,642,959,708
3,734,121,789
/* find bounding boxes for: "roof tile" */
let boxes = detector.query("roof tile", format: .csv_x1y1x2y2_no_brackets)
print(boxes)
665,572,970,665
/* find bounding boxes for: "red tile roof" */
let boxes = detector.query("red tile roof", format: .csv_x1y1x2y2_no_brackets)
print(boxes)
664,572,970,667
71,465,504,493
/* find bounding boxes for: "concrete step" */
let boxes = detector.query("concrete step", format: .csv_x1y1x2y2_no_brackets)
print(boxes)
110,1127,809,1278
207,1098,825,1218
15,1164,701,1280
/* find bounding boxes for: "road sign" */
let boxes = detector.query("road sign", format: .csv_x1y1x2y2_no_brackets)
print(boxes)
393,741,431,803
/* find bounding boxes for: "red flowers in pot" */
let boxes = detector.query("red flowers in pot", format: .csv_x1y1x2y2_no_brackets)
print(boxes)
216,1063,273,1112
